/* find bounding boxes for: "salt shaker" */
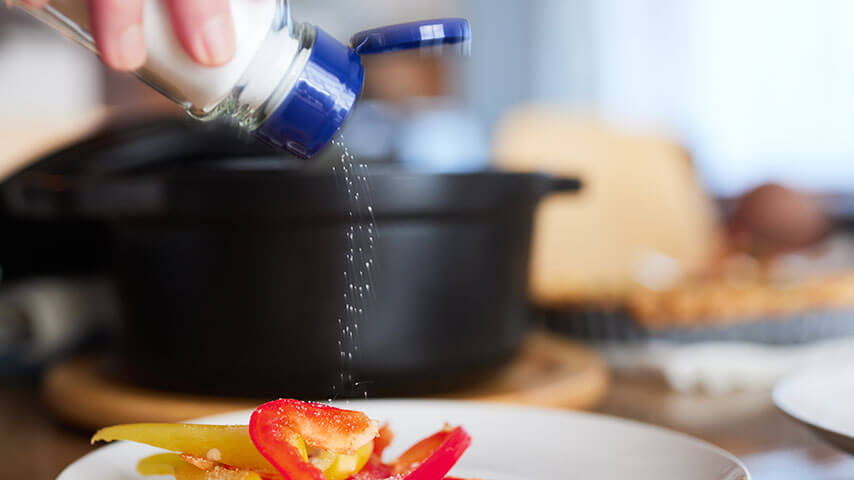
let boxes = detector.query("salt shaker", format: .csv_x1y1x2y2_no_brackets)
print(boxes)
13,0,470,158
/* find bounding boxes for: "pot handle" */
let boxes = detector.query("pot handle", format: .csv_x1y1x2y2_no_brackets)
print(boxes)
550,177,583,193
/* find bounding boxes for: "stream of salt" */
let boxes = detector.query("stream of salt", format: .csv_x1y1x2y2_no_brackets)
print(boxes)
330,137,377,400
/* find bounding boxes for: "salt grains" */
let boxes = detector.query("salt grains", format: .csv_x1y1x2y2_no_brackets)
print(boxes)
330,137,377,399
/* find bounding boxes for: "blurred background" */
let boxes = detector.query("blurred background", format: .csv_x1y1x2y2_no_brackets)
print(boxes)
6,0,854,192
3,1,854,479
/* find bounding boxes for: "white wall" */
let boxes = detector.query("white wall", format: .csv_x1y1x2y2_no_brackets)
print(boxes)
0,13,102,118
584,0,854,194
458,0,854,195
290,0,460,42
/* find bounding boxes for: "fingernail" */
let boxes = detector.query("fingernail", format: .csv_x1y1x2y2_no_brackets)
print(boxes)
117,24,146,71
200,15,235,66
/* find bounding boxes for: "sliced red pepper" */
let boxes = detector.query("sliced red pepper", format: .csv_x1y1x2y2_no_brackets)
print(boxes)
393,426,471,480
249,399,378,480
349,425,471,480
373,425,394,458
249,399,469,480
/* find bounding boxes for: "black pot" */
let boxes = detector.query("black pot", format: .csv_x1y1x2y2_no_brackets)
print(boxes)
3,120,580,398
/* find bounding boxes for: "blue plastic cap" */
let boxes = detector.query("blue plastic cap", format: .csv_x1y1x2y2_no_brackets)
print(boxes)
351,18,471,55
255,18,471,159
255,27,365,158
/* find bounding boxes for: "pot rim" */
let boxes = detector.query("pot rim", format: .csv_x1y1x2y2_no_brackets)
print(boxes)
1,119,580,220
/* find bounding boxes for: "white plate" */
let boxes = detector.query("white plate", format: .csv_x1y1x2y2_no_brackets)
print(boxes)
773,367,854,454
58,399,749,480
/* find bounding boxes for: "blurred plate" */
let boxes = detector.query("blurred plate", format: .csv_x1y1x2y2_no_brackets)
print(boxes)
57,399,749,480
774,367,854,454
544,307,854,345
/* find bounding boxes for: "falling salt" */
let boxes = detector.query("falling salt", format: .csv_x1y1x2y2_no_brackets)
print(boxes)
332,135,377,400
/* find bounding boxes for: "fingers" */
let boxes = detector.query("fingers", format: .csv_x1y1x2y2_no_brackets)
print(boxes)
165,0,235,66
89,0,146,71
24,0,235,70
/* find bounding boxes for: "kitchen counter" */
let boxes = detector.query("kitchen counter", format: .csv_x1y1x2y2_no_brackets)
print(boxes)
0,387,93,479
1,378,852,479
598,377,854,479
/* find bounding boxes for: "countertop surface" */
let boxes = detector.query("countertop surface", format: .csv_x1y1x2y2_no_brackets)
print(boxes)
2,377,853,479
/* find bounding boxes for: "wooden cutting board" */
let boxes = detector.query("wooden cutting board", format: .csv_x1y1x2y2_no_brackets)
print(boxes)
43,332,609,429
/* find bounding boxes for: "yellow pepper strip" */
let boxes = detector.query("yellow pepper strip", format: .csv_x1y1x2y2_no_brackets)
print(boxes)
93,423,306,477
137,453,262,480
307,447,338,471
138,453,188,476
322,440,374,480
98,423,371,480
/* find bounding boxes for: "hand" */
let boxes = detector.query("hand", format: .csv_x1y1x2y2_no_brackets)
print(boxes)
22,0,236,71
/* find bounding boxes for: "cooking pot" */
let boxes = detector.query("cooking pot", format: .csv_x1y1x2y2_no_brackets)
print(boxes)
3,119,580,397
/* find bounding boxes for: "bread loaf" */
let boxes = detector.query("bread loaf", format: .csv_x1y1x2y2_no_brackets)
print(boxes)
493,106,720,306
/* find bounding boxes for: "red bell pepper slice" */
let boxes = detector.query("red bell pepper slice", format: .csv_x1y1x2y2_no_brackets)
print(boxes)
373,425,394,458
348,425,471,480
249,399,470,480
393,426,472,480
249,399,378,480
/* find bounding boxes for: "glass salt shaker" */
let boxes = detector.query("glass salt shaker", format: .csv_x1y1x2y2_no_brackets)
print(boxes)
12,0,471,158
